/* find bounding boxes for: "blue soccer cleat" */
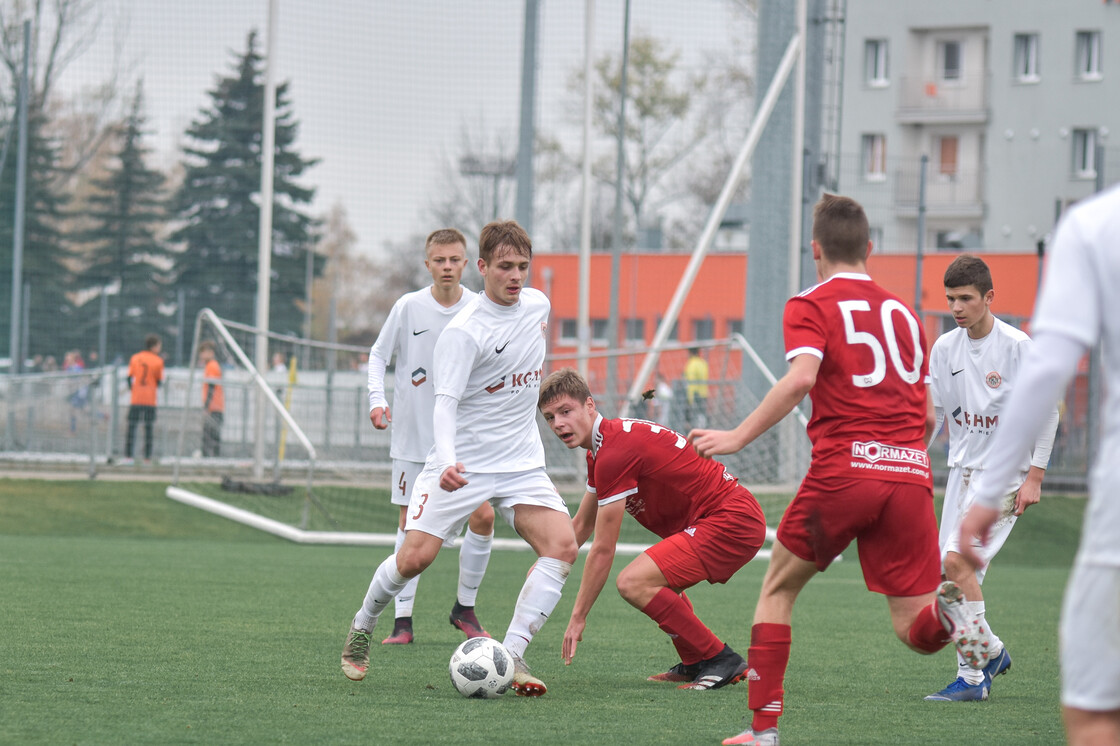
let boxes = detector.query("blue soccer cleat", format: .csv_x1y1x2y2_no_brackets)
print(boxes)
924,675,990,701
984,647,1012,680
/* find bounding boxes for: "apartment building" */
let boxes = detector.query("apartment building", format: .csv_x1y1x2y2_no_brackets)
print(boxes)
839,1,1120,253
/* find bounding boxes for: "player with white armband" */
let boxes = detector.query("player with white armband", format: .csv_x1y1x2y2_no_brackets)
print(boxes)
365,228,495,646
959,184,1120,746
343,220,578,697
925,254,1059,702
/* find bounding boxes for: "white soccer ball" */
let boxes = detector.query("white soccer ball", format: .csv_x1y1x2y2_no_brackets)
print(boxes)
448,637,514,699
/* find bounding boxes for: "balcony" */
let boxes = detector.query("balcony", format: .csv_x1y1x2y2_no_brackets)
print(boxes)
896,74,989,124
893,165,985,219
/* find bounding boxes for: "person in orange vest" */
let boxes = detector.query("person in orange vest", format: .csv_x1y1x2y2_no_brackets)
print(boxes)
124,334,164,464
198,341,225,457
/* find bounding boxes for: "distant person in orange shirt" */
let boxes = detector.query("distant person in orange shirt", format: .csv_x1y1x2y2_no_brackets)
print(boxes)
124,334,164,464
199,341,225,457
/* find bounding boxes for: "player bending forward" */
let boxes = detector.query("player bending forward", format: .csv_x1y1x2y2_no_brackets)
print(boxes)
539,368,767,691
342,220,577,696
690,194,990,746
924,254,1058,701
367,228,495,645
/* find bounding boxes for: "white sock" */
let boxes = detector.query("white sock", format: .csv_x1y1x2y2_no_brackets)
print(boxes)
502,556,572,659
354,554,408,632
391,529,419,618
955,600,998,685
457,529,493,606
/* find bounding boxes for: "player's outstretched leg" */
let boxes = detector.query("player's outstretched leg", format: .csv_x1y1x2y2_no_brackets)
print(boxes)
722,728,780,746
341,625,373,681
682,643,749,690
936,581,993,669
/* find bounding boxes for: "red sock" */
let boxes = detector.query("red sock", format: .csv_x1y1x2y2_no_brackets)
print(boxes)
642,587,724,664
748,623,792,733
907,601,951,653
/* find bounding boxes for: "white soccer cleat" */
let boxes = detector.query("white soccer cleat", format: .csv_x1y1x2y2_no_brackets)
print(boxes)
510,655,547,697
936,580,992,669
341,625,373,681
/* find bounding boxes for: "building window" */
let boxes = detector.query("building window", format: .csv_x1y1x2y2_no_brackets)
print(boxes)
937,136,959,177
868,226,884,251
624,318,645,346
692,318,715,342
591,318,609,346
864,39,889,86
862,134,887,181
727,319,744,338
938,40,963,82
1072,128,1098,178
558,319,578,345
1076,31,1102,79
656,317,679,341
1013,33,1040,82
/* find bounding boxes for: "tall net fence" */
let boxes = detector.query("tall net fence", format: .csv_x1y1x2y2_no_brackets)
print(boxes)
162,312,808,542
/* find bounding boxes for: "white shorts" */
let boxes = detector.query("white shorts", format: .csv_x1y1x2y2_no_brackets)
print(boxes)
1061,562,1120,711
939,466,1020,584
404,466,568,542
390,459,424,507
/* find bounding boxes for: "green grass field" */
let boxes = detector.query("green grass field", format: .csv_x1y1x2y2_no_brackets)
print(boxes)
0,478,1083,744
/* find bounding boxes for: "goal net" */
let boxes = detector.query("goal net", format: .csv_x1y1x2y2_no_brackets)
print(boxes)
167,310,809,547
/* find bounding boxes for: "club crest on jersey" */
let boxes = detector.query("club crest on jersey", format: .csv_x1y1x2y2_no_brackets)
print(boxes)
684,526,697,537
985,371,1002,389
851,440,930,468
411,367,427,387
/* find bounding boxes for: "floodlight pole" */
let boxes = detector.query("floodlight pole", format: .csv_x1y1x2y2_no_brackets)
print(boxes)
254,0,279,479
8,21,29,375
577,0,595,379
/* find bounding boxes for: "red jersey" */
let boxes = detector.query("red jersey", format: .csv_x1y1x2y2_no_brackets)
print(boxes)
784,272,931,486
586,415,754,538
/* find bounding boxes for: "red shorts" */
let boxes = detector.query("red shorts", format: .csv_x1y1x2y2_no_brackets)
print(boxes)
777,473,940,597
646,486,766,587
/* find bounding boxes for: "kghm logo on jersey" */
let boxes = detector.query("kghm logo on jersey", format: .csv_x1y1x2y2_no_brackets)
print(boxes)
411,367,427,387
985,370,1002,389
851,441,930,468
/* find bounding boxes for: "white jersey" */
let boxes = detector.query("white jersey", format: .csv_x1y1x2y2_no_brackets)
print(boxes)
430,287,549,473
1032,184,1120,565
368,286,472,462
929,317,1052,471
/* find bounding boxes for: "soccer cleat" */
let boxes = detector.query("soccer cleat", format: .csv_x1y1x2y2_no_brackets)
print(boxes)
647,661,700,683
510,655,547,697
936,580,992,669
682,644,749,690
722,727,780,745
340,625,373,681
449,605,491,639
381,617,414,645
924,675,990,701
984,647,1012,680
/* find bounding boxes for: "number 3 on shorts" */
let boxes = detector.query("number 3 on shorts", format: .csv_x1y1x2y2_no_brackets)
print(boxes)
411,492,429,521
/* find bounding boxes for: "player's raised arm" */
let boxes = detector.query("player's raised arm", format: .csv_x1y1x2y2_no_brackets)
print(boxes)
690,354,818,458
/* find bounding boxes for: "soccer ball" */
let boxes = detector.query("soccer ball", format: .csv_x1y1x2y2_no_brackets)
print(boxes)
448,637,514,699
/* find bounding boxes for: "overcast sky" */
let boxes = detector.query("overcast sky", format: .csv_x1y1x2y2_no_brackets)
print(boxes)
57,1,748,259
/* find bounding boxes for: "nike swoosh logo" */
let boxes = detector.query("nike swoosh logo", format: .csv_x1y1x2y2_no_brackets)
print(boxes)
412,329,429,336
495,341,510,354
951,369,964,376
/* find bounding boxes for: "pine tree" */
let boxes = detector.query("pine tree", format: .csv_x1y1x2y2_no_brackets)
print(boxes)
0,101,76,361
169,30,320,336
77,83,174,362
